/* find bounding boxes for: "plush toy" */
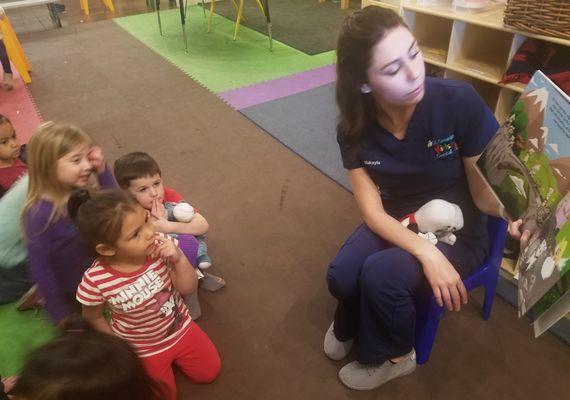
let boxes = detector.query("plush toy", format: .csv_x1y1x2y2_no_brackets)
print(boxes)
172,202,195,222
400,199,464,246
164,201,212,269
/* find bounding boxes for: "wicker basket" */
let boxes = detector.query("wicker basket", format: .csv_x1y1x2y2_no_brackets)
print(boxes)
504,0,570,40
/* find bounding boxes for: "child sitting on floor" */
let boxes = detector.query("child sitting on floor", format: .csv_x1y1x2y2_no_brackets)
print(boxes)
21,122,116,325
6,318,156,400
72,189,221,400
0,114,25,198
113,151,225,293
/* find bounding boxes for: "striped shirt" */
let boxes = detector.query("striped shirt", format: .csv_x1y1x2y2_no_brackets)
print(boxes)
76,257,191,358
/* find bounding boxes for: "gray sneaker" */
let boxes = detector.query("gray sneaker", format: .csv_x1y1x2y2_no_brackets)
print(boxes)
338,349,416,390
198,272,226,292
323,322,354,361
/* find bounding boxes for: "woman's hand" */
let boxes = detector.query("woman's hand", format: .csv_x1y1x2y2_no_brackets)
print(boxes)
87,146,106,175
508,219,531,252
418,244,468,311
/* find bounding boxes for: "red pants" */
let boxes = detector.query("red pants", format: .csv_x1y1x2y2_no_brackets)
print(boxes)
141,322,221,400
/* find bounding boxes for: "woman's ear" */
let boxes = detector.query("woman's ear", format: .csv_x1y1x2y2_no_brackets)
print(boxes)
360,84,372,94
95,243,117,257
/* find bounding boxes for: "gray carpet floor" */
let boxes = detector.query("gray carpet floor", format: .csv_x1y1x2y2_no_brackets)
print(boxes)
242,83,349,190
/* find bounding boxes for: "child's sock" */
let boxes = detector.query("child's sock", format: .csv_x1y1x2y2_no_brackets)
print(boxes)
197,240,212,269
198,254,212,269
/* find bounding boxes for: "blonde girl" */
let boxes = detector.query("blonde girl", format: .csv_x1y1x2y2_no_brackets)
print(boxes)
22,121,116,324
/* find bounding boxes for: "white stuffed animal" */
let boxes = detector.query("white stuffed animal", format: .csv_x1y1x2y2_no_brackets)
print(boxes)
172,202,195,223
401,199,464,246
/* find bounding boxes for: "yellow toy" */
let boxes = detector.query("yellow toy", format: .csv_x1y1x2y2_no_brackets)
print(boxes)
0,10,31,84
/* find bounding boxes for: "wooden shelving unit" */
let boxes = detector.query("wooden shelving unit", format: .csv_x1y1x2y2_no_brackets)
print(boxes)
361,0,570,124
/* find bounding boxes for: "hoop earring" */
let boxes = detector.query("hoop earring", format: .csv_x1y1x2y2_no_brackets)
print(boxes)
360,84,372,94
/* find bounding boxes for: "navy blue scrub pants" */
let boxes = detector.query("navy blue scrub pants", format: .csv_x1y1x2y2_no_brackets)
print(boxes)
327,223,487,365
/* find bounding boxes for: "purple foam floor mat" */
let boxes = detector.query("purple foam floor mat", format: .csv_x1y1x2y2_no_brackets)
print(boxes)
219,64,336,110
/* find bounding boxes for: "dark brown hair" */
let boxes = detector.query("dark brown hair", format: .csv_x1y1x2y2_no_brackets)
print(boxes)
68,189,138,249
11,318,156,400
336,6,406,150
113,152,161,189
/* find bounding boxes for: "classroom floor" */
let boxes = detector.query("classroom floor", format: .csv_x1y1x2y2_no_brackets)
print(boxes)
2,0,569,398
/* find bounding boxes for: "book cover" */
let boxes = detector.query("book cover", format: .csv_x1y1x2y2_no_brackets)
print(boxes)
477,71,569,336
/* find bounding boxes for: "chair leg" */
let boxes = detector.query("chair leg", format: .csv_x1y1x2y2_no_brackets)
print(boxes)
482,280,498,320
80,0,90,16
254,0,264,15
414,303,445,365
103,0,115,12
233,0,244,40
208,0,215,32
341,0,349,9
229,0,240,13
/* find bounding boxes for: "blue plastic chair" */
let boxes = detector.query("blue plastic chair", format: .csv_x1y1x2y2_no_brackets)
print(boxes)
413,216,508,365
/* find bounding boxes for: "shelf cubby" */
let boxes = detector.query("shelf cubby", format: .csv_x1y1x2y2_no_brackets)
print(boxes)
362,1,569,124
448,21,513,82
494,87,519,124
403,9,453,64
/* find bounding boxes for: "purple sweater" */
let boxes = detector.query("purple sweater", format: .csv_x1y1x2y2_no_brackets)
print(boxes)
23,167,116,323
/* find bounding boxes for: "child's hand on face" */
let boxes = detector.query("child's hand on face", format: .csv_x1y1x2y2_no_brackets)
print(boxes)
149,234,181,264
151,198,168,220
88,146,105,175
149,199,170,232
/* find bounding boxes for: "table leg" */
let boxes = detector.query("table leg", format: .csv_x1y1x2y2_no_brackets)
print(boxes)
263,0,272,50
155,0,163,36
179,0,188,53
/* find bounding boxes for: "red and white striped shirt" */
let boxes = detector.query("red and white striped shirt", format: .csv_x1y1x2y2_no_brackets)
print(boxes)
76,257,191,358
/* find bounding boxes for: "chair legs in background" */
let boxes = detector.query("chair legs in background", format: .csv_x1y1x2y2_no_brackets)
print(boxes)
207,0,265,40
80,0,115,16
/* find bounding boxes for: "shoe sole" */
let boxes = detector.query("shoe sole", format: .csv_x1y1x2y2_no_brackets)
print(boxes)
339,363,417,391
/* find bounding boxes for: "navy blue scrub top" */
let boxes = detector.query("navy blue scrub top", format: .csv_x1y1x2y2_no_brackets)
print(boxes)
338,77,499,242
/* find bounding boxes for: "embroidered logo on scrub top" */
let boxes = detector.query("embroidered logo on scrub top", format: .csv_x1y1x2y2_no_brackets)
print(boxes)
427,134,459,159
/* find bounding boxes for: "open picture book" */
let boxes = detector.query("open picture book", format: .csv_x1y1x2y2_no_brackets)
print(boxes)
476,70,569,337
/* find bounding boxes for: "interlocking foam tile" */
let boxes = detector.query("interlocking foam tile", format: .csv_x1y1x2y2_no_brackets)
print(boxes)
0,68,43,143
0,303,56,376
219,64,336,110
114,7,335,94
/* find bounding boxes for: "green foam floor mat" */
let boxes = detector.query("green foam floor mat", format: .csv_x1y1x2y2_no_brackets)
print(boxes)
115,7,335,93
0,303,56,376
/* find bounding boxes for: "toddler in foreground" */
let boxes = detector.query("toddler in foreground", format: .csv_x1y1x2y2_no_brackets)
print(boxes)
73,189,221,400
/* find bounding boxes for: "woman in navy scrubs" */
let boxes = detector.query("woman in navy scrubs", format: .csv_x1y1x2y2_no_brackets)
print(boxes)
324,7,518,390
